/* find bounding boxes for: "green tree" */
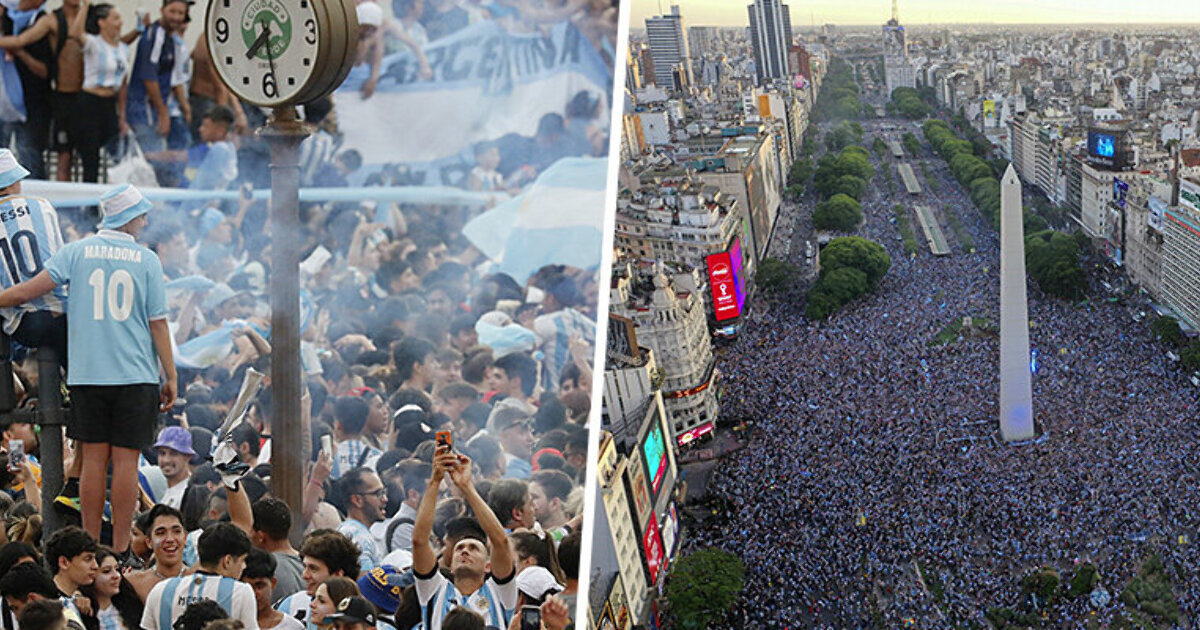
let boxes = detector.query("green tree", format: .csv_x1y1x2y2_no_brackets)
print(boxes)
789,157,814,187
831,174,867,200
806,267,870,320
1151,316,1185,348
813,148,873,198
756,258,796,293
1181,339,1200,372
1119,553,1180,625
902,132,920,156
820,236,892,288
890,86,931,119
872,137,888,158
813,194,864,231
1025,230,1084,299
666,549,745,629
1020,567,1061,608
1066,564,1099,599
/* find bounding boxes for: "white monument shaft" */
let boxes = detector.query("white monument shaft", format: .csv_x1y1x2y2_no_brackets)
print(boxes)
999,164,1035,441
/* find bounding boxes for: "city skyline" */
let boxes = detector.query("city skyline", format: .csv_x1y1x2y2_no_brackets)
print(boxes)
631,0,1200,27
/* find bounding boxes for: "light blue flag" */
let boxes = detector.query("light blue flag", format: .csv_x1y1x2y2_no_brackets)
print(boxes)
462,157,608,281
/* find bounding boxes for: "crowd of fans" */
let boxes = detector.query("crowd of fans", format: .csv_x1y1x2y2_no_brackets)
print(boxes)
0,0,612,628
686,124,1200,627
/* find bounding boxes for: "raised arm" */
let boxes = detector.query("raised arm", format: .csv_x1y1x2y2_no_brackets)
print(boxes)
447,453,514,581
68,0,90,42
0,13,54,50
412,449,453,575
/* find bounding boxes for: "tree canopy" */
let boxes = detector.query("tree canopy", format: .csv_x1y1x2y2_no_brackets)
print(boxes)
756,258,796,293
889,87,933,119
1025,230,1085,299
813,147,874,199
813,194,863,231
666,549,746,629
820,236,892,288
812,58,863,122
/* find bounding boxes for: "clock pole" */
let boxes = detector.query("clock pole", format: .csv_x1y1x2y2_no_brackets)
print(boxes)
262,105,312,536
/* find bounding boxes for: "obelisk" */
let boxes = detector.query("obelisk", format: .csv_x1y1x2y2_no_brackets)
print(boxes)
999,164,1035,441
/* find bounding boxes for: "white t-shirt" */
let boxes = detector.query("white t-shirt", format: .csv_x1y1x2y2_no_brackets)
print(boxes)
262,613,306,630
142,573,259,630
160,479,187,509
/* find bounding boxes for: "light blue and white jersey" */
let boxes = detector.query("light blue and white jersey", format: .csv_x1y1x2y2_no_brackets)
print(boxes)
274,590,314,630
142,572,259,630
0,195,67,334
96,604,126,630
337,517,382,573
331,439,381,479
82,34,130,90
44,230,168,385
182,528,201,568
414,568,516,630
166,33,191,118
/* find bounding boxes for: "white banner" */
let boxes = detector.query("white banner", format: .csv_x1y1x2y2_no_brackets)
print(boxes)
335,20,611,179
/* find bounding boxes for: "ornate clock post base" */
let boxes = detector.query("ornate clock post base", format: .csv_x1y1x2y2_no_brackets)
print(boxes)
261,105,312,540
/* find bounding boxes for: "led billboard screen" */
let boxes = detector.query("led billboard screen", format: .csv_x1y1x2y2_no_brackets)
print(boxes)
1089,132,1115,158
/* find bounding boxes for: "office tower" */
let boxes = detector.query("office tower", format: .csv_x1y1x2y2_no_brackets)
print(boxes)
645,5,692,90
748,0,792,85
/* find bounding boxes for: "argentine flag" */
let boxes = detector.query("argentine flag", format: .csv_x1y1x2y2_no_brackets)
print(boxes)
463,157,607,282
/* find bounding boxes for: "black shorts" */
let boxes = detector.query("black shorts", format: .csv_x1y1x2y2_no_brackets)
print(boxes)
10,311,68,371
51,92,81,150
68,384,159,449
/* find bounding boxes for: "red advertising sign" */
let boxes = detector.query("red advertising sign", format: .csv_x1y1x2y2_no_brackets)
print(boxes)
706,251,741,321
677,421,715,446
644,513,664,585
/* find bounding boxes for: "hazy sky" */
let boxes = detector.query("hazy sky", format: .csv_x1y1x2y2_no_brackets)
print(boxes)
629,0,1200,26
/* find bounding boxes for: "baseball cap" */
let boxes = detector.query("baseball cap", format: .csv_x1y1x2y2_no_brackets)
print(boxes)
322,597,377,626
0,149,29,189
99,184,153,229
153,426,196,456
516,566,563,602
357,566,408,614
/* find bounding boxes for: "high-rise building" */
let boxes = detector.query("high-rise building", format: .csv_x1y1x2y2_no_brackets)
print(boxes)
1162,180,1200,330
747,0,792,85
645,5,692,90
609,263,719,437
883,0,915,93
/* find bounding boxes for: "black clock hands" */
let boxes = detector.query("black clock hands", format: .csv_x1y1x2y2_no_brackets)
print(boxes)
261,19,278,87
245,21,271,59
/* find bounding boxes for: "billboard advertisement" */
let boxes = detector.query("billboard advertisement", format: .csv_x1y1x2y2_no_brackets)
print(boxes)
1113,177,1128,209
677,421,715,446
730,238,747,314
1181,179,1200,214
642,419,668,494
643,513,664,585
983,100,996,127
661,502,680,558
706,251,742,322
1148,195,1166,232
1090,131,1116,158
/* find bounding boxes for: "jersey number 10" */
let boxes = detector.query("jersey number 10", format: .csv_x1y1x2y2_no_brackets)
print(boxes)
0,230,43,283
87,269,135,321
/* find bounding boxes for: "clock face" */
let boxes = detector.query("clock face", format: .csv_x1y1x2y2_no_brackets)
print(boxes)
208,0,321,106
